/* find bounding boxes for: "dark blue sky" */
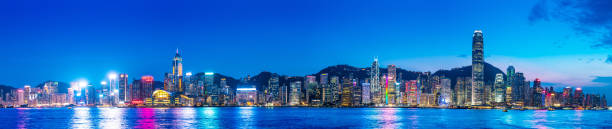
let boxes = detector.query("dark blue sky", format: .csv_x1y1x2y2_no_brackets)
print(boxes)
1,0,611,96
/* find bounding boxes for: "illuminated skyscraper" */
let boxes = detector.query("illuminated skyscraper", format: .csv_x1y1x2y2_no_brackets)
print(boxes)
562,87,572,107
184,72,195,96
119,73,129,104
494,73,505,103
330,76,341,105
387,65,397,105
204,72,216,105
268,76,279,104
408,80,418,106
305,75,319,105
532,78,543,107
341,78,353,107
471,30,484,106
289,81,302,106
574,88,583,107
361,82,371,105
440,78,451,107
351,79,361,106
370,57,381,105
132,75,154,105
320,73,332,104
172,49,183,93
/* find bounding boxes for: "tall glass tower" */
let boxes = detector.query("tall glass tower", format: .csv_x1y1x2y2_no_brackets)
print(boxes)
172,49,183,93
471,30,484,106
370,57,381,105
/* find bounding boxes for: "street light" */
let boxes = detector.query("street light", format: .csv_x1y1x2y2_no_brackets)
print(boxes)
101,81,107,85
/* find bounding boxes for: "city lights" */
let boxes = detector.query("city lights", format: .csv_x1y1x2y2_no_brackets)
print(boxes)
2,32,606,111
108,73,118,80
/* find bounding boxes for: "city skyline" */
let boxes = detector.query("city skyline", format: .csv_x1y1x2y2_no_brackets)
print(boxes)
1,0,611,96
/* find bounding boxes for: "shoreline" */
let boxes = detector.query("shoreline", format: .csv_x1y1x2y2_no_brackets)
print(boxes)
3,106,610,111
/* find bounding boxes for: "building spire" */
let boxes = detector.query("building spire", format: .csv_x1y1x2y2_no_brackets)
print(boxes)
176,48,179,54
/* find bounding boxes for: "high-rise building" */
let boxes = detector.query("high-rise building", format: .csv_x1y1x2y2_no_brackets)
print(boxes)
305,75,319,105
532,78,544,107
341,78,353,107
574,88,583,107
289,81,302,106
494,73,505,103
330,76,341,105
562,87,572,107
387,65,397,105
119,73,129,104
440,78,452,107
361,82,371,105
268,75,280,104
320,73,332,104
370,57,381,105
135,75,154,105
408,80,419,106
351,79,361,106
172,49,183,93
204,72,216,105
471,30,484,106
184,72,195,96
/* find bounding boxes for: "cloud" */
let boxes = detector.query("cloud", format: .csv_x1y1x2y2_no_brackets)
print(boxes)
487,55,612,87
607,55,612,64
457,54,468,58
591,76,612,87
529,0,612,49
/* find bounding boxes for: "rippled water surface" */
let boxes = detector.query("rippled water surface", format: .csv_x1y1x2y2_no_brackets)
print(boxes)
1,107,611,128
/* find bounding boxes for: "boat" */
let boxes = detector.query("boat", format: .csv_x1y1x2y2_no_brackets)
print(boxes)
547,107,554,111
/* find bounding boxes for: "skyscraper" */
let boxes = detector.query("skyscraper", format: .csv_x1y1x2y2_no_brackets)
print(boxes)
320,73,332,104
387,64,397,105
440,78,452,107
341,78,353,107
361,82,371,105
119,73,129,104
172,49,183,93
204,72,216,105
289,81,301,106
370,57,381,105
494,73,505,103
471,30,484,106
408,80,419,106
305,75,319,105
268,75,280,104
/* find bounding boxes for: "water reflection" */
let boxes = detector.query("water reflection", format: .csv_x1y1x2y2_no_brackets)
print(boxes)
238,107,256,128
2,107,610,129
370,108,402,129
532,110,549,129
200,107,219,128
72,107,92,129
16,108,29,128
99,108,124,129
172,108,197,129
135,108,157,129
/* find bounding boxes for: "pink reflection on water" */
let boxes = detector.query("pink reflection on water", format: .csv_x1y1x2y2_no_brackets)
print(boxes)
135,108,157,129
372,108,402,129
16,108,29,128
